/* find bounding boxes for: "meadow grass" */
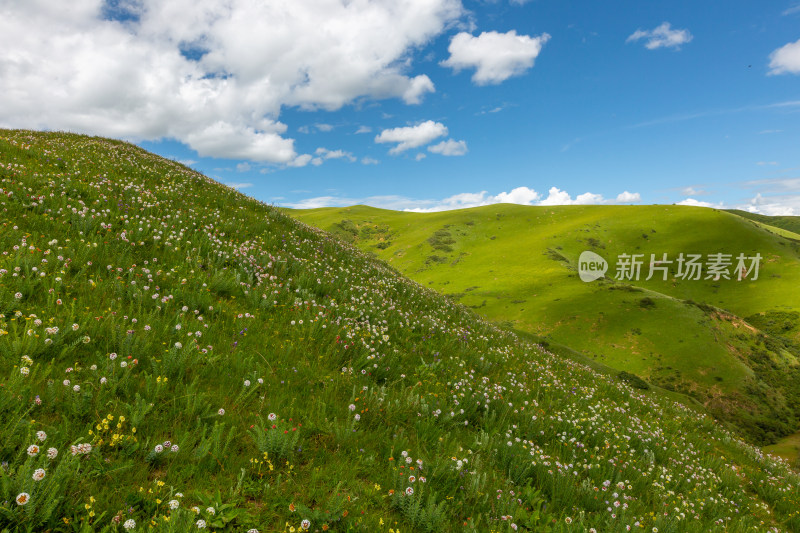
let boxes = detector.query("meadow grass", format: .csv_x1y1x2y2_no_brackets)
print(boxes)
1,130,800,532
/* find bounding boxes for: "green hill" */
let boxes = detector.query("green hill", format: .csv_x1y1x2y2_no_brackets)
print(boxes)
2,130,800,532
291,204,800,446
726,209,800,240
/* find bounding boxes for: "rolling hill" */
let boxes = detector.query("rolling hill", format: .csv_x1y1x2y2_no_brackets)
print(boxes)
2,129,800,532
291,204,800,446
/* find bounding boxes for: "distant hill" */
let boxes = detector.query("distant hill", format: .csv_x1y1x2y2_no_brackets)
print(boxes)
727,209,800,238
2,130,800,532
292,204,800,446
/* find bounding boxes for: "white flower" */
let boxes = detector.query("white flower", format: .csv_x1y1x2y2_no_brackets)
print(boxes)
348,404,356,411
47,447,58,459
354,414,360,421
36,431,47,442
257,378,264,384
100,377,107,384
73,385,80,392
174,342,182,349
206,507,215,515
169,499,179,510
268,413,277,421
154,444,164,453
405,487,414,496
20,367,29,376
32,468,46,481
218,408,225,416
72,323,79,331
123,518,136,530
120,361,127,368
244,380,251,387
301,519,311,530
196,519,207,529
27,444,39,456
110,353,117,360
14,292,22,299
63,379,70,386
171,444,179,453
15,492,30,505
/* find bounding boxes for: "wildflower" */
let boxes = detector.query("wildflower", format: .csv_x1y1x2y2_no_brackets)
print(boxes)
301,519,311,530
33,468,46,481
16,492,30,505
27,444,40,456
405,487,414,496
218,408,225,416
14,292,22,299
123,519,136,530
348,404,356,411
20,367,29,376
73,384,81,392
100,377,107,384
168,499,179,510
171,444,179,452
47,447,58,459
63,379,70,386
120,361,127,368
244,379,251,387
206,507,215,515
257,378,264,384
72,323,79,331
268,413,277,421
354,414,360,421
110,353,117,360
154,444,164,453
565,517,573,524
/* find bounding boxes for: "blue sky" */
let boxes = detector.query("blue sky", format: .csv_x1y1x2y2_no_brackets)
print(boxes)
2,1,799,214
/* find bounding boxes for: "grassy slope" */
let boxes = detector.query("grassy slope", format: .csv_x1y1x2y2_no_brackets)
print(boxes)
291,204,800,445
727,209,800,237
2,131,800,533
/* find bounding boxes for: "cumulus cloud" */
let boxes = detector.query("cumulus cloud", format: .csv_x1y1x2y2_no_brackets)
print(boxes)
428,139,468,156
0,0,462,162
375,120,448,154
616,191,641,203
769,38,800,75
744,193,798,216
626,22,693,50
441,30,550,85
676,198,719,208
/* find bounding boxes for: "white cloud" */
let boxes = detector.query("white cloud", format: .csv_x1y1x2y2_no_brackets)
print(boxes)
680,186,706,196
626,22,693,50
769,39,800,75
744,193,798,216
315,147,356,162
224,182,253,189
287,154,313,168
355,125,372,134
375,120,448,154
428,139,468,156
441,30,550,85
315,123,334,132
676,198,719,208
284,186,640,212
0,0,462,162
236,162,251,172
415,153,427,161
616,191,641,203
361,157,379,165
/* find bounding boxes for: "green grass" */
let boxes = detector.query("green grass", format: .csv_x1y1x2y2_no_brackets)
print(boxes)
727,209,800,238
290,204,800,444
2,129,800,532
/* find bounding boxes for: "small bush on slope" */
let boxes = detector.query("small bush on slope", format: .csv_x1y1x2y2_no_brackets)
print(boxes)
0,130,799,532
